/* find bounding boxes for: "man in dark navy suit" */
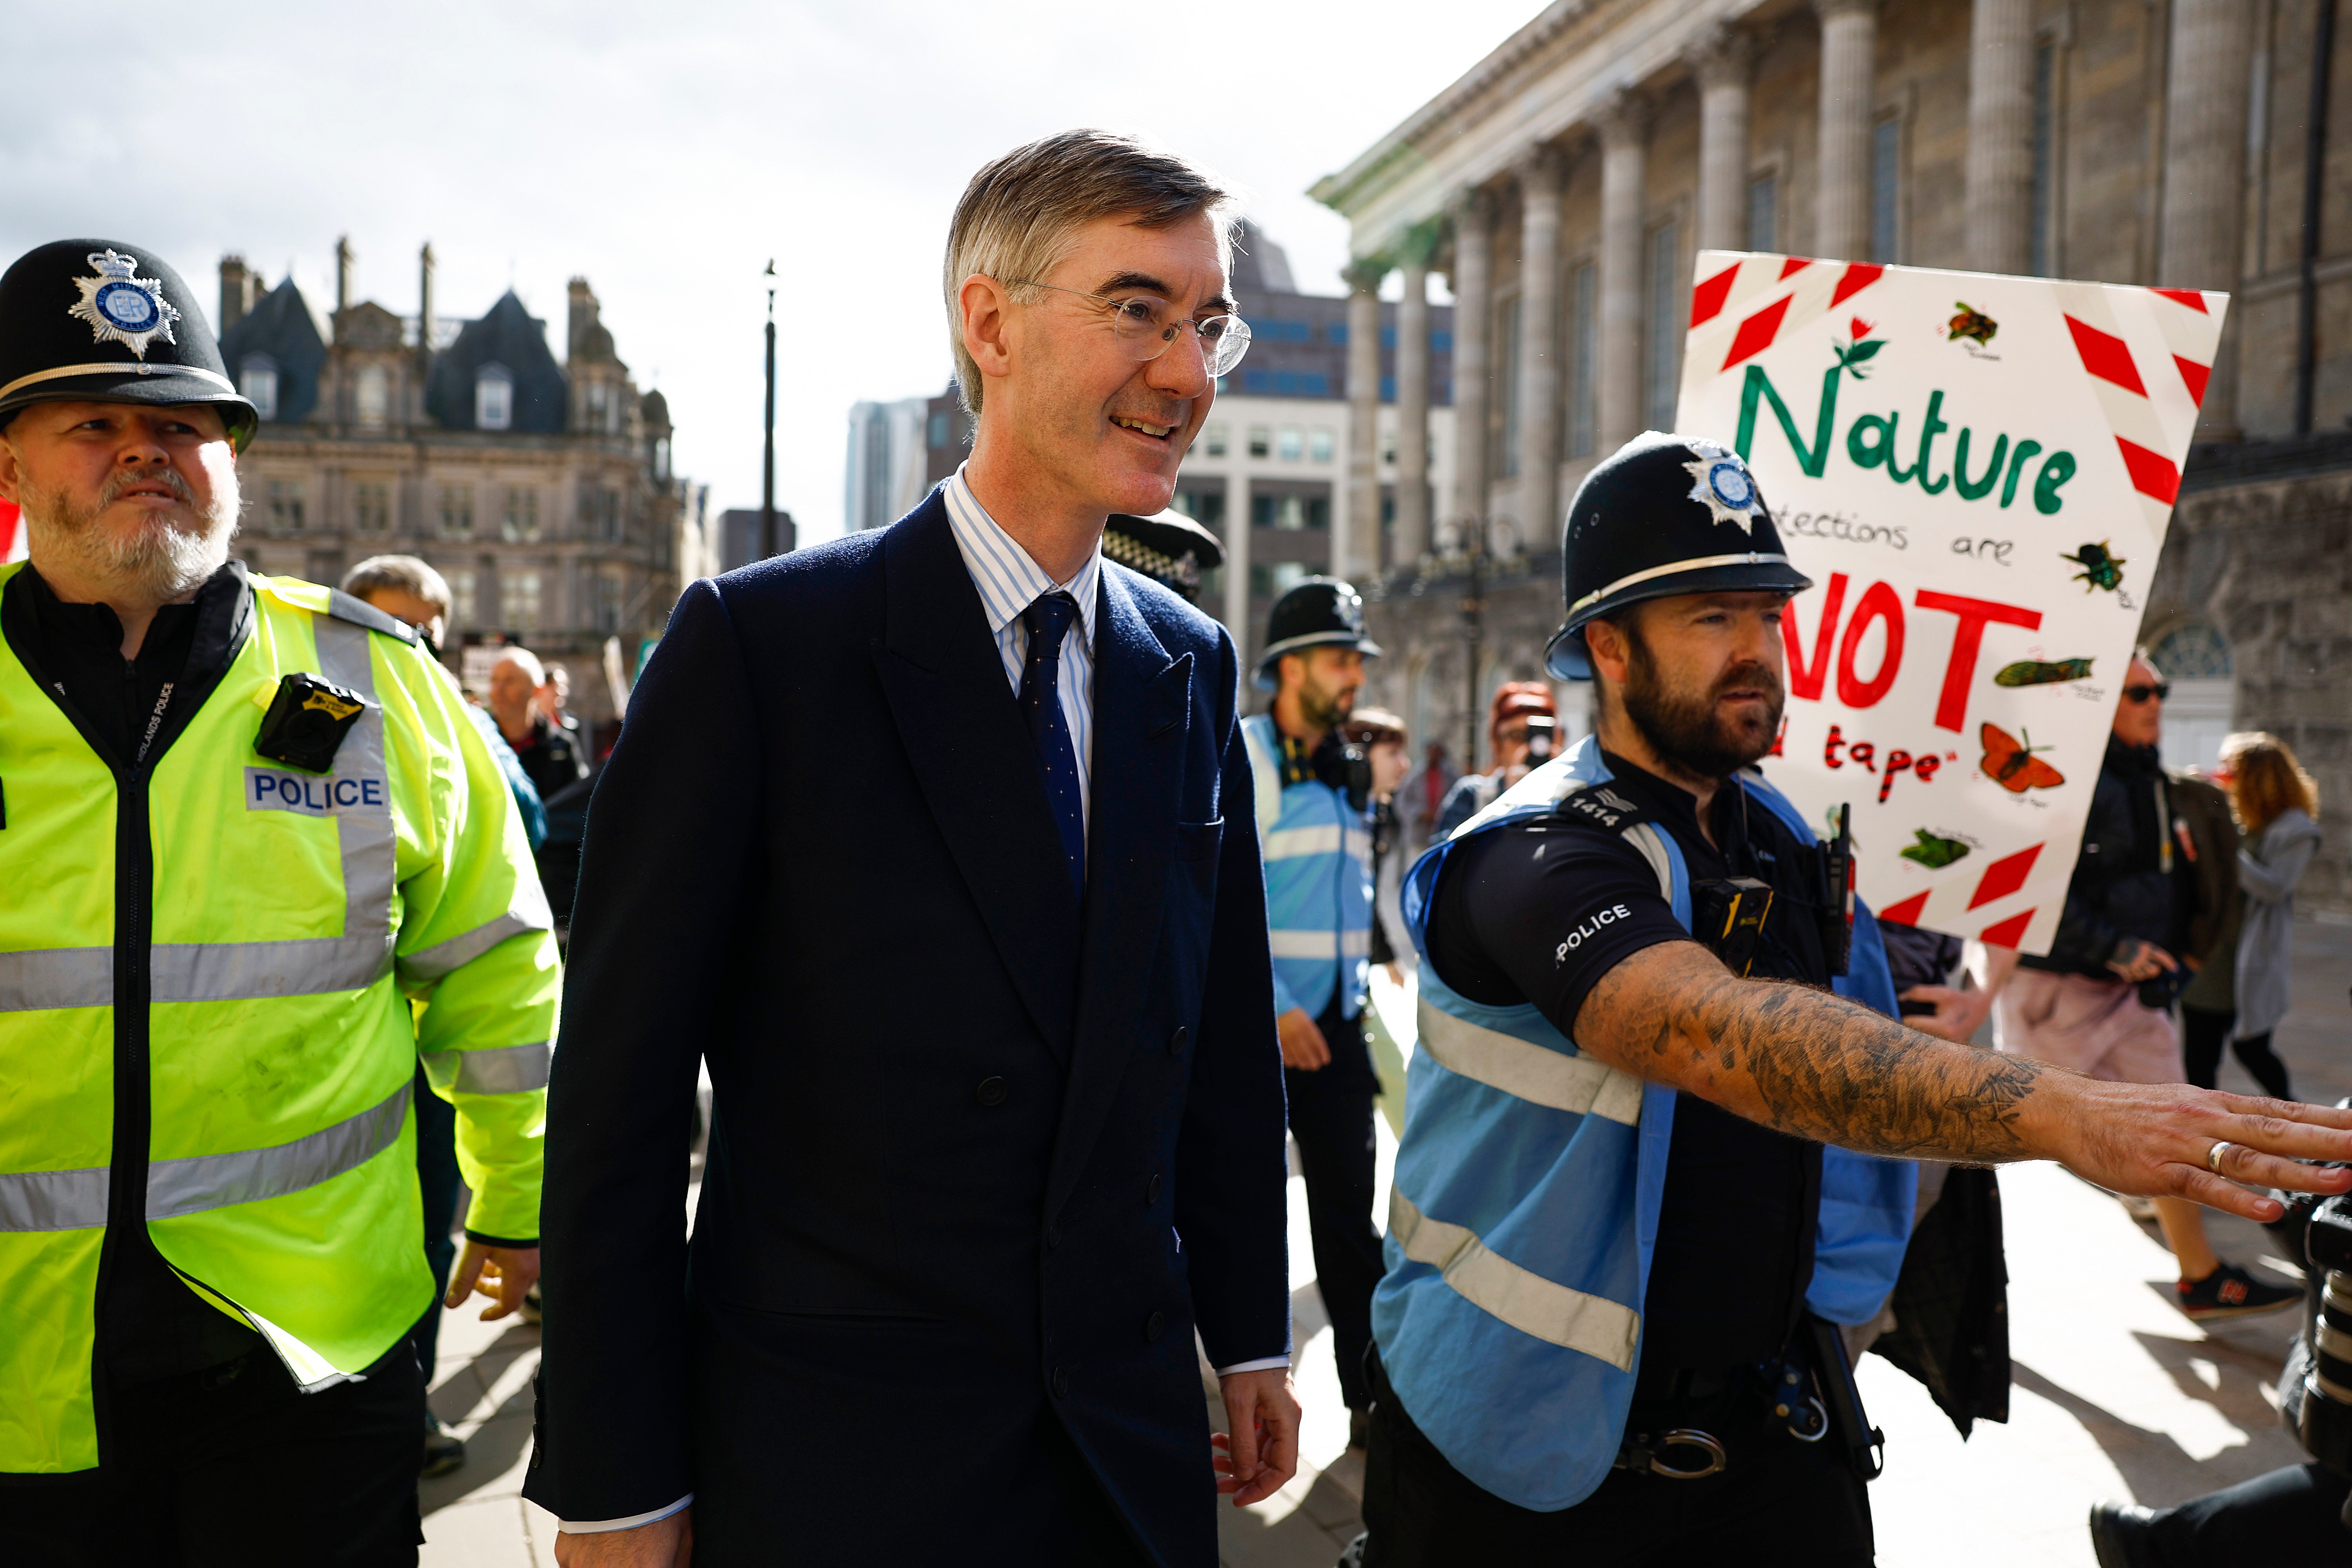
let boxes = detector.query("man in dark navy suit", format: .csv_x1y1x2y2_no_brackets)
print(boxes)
524,129,1299,1566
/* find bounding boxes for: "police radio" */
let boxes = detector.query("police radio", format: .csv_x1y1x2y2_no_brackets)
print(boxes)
1818,803,1855,977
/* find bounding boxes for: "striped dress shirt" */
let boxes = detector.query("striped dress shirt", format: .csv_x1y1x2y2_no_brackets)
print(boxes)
941,468,1100,835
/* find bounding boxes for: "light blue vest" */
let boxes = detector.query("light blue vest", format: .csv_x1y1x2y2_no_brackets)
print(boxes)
1241,714,1372,1022
1377,735,1917,1511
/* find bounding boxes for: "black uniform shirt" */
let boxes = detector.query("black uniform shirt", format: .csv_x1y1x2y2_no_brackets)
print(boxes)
1425,750,1830,1375
2,563,264,1384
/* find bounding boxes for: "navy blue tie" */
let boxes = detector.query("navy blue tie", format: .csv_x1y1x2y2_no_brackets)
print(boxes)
1019,592,1085,897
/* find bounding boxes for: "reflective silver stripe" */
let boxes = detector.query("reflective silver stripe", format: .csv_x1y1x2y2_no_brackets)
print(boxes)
146,1080,410,1220
1389,1189,1640,1370
1415,1003,1644,1126
0,1165,111,1232
1268,929,1373,960
427,1040,551,1095
1567,552,1796,616
402,910,543,983
0,360,240,401
0,947,111,1011
313,615,397,976
1264,824,1342,862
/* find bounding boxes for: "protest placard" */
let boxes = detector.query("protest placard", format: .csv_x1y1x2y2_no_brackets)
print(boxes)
1674,252,2225,955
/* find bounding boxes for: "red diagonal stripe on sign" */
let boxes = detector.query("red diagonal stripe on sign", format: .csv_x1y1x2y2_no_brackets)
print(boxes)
1722,294,1794,370
1829,263,1884,309
2152,288,2209,313
1978,907,2036,948
2116,437,2180,503
1967,842,2043,910
1690,264,1740,328
2063,313,2148,396
1779,256,1813,280
1876,890,1930,927
2174,355,2210,407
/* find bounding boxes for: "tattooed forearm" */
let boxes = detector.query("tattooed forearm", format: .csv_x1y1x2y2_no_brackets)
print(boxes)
1581,943,2047,1162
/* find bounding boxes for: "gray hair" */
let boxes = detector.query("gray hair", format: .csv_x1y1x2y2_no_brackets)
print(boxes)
942,129,1236,417
343,554,452,616
493,646,546,686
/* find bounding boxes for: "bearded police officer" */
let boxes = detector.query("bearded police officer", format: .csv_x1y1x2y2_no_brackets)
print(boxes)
0,240,557,1564
1240,579,1387,1445
1353,432,2352,1564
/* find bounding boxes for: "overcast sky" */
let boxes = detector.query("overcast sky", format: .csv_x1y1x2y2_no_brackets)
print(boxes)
4,0,1535,545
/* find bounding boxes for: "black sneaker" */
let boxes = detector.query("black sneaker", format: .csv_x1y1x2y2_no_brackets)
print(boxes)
422,1416,467,1478
2175,1262,2299,1322
2087,1501,2160,1568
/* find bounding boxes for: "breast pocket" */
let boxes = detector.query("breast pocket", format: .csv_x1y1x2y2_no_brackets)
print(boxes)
1174,817,1224,862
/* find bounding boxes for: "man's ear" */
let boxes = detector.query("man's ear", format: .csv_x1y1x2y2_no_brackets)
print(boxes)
1583,617,1631,688
0,427,22,507
960,274,1015,387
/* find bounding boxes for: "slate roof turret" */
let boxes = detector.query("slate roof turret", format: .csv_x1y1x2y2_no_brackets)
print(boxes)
427,290,567,432
218,278,328,424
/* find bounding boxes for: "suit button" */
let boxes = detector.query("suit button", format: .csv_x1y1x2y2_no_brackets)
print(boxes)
1047,1222,1062,1250
1147,1173,1162,1205
976,1076,1007,1107
1145,1311,1165,1342
1051,1366,1071,1399
1169,1025,1190,1058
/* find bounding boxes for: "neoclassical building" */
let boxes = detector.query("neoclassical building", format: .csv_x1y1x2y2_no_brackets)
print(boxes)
1319,0,2352,913
219,240,709,740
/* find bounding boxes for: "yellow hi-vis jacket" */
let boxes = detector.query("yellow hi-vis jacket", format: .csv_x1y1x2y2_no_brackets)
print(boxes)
0,564,559,1476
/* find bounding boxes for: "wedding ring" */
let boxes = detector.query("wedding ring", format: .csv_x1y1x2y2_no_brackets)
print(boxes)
2207,1140,2235,1175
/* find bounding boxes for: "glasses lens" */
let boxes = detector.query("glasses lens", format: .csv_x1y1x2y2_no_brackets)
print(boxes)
1203,316,1251,377
1109,297,1174,358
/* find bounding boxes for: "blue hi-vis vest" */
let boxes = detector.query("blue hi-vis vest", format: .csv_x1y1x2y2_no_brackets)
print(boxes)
1378,735,1917,1511
1241,714,1372,1022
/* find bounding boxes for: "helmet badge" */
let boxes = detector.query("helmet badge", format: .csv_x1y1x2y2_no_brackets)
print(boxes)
1682,439,1765,535
68,249,180,360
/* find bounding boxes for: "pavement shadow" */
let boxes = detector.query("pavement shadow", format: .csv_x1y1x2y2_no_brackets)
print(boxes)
2011,1359,2293,1506
1215,1465,1363,1568
2129,1328,2290,1436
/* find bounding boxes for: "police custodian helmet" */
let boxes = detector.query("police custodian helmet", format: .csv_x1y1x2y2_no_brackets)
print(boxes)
0,240,258,450
1252,577,1383,693
1104,505,1224,603
1543,430,1814,680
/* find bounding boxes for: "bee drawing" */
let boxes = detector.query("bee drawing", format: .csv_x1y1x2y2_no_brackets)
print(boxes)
1900,830,1972,870
2062,542,2126,592
1980,724,2066,793
1993,658,2096,688
1947,302,1998,346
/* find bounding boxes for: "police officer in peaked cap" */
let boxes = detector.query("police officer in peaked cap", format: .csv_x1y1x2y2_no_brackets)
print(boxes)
0,240,559,1563
1352,430,2352,1564
1241,576,1389,1444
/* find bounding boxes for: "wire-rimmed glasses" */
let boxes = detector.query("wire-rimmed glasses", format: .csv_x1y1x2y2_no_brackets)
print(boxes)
1011,281,1252,377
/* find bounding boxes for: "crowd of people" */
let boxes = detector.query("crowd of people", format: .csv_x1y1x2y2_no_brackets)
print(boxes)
5,131,2352,1568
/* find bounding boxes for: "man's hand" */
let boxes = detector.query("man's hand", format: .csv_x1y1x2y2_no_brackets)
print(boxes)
554,1508,692,1566
445,1241,541,1321
1211,1368,1301,1507
2105,939,2178,984
1897,984,1990,1043
1276,1008,1330,1071
2022,1078,2352,1222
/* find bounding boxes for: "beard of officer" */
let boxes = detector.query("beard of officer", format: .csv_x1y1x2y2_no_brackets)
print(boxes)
1594,593,1787,782
18,452,238,606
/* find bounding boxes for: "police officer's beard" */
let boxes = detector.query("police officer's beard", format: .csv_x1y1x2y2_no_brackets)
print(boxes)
20,464,239,603
1620,633,1786,779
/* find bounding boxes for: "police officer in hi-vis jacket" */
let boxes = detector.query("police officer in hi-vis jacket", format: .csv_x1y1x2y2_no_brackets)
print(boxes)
1353,431,2352,1565
0,239,557,1565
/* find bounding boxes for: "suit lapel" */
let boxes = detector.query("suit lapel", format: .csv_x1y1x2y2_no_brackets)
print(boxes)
1047,568,1190,1214
871,495,1082,1063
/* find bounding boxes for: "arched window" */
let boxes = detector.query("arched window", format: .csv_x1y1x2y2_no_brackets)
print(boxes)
2150,621,2235,774
240,356,279,422
475,365,514,431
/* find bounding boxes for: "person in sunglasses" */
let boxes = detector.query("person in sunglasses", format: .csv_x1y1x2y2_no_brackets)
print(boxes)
1907,652,2297,1323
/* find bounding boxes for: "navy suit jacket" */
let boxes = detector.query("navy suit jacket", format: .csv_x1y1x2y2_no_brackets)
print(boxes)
524,492,1291,1565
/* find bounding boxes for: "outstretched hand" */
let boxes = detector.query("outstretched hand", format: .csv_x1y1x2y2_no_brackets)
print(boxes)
2029,1076,2352,1223
445,1240,541,1321
1211,1367,1301,1507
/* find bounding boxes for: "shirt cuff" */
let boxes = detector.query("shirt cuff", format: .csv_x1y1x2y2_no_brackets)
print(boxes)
559,1495,693,1534
1213,1356,1293,1377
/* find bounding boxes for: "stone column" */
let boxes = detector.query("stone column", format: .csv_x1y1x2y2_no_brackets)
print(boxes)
1396,254,1434,564
1343,258,1385,578
1597,91,1650,455
1965,0,2035,273
1223,473,1252,661
1445,188,1495,531
1514,143,1567,539
1692,25,1757,254
1814,0,1879,263
2160,0,2255,438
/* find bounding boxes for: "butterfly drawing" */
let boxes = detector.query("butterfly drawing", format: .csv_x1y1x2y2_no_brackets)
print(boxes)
1980,724,2065,793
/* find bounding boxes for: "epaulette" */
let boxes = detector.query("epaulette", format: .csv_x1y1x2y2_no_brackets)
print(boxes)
1555,781,1653,833
324,588,418,645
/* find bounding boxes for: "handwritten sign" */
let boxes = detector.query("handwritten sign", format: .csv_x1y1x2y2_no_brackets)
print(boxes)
1675,252,2225,954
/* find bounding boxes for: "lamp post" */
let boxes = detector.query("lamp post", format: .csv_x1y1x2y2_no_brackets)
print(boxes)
760,259,778,560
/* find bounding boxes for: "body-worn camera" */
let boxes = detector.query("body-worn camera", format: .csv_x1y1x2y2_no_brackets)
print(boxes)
1688,801,1854,978
254,673,367,773
1313,734,1373,813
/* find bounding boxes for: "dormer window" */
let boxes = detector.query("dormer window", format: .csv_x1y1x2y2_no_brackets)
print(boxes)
240,356,279,422
475,365,513,431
